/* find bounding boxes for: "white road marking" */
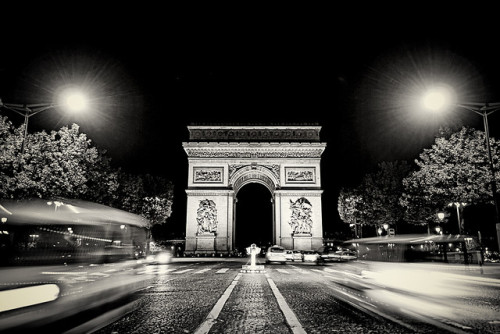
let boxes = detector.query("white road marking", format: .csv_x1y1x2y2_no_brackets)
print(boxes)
174,269,194,274
195,268,212,274
194,273,242,334
216,268,229,273
41,271,87,275
266,275,307,334
276,269,290,274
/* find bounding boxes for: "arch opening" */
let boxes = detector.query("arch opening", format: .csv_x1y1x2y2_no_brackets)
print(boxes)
234,183,273,252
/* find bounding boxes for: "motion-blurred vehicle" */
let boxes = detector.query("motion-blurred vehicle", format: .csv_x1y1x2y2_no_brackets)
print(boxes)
285,250,304,262
0,197,153,332
344,234,482,264
302,250,322,264
265,245,287,264
146,250,173,264
316,245,340,262
330,249,358,262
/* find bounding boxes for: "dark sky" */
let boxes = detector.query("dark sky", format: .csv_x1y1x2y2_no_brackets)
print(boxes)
1,7,500,234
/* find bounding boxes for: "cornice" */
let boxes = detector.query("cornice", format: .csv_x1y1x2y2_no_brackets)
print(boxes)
186,189,235,196
187,126,322,142
183,142,326,158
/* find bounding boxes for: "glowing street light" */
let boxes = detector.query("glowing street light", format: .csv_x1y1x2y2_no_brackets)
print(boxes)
422,86,500,250
0,88,88,155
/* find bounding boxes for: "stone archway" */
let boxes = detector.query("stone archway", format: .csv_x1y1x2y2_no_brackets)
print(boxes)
233,182,273,250
182,125,326,255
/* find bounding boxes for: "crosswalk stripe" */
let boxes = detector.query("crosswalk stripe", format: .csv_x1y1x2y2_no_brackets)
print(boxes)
195,268,212,274
174,269,194,274
216,268,229,273
293,269,310,274
277,269,290,274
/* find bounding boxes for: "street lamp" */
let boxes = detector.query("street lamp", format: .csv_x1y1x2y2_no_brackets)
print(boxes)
422,86,500,250
0,88,88,155
437,212,445,221
448,202,467,234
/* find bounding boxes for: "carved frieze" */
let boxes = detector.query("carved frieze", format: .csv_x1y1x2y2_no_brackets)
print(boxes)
184,148,325,158
196,199,218,235
193,167,223,183
289,197,313,235
285,167,316,184
188,126,321,142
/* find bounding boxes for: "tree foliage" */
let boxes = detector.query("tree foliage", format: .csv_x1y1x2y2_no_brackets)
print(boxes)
337,187,362,226
338,160,411,231
0,115,174,229
401,126,499,224
358,160,411,228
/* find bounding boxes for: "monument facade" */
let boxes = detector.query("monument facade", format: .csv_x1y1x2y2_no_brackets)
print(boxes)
182,124,326,255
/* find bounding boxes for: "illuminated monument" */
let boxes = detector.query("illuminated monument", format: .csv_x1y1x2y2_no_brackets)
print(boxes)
182,124,326,255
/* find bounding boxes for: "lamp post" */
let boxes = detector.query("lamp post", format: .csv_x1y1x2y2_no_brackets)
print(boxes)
0,89,88,155
437,212,445,234
448,202,467,234
422,88,500,251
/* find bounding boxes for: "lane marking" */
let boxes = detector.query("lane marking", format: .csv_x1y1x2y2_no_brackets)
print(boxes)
293,269,310,274
266,275,307,334
195,268,212,274
42,271,87,275
174,269,194,274
216,268,229,273
194,273,241,334
277,269,290,274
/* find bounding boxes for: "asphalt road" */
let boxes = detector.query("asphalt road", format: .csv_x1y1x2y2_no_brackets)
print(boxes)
88,258,500,334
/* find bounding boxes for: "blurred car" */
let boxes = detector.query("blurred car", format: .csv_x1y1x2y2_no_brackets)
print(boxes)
285,250,304,262
316,245,338,262
265,245,287,264
302,250,323,264
330,249,358,262
146,250,173,264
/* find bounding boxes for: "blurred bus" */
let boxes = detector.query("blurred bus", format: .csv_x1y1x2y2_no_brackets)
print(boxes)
344,233,483,264
0,197,153,332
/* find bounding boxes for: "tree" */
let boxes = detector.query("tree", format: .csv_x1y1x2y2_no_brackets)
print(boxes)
360,161,411,230
0,120,117,200
337,187,363,237
0,116,174,232
114,172,174,228
338,160,411,236
401,126,499,225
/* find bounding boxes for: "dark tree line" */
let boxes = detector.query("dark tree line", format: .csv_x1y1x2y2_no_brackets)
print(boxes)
338,126,500,239
0,115,173,229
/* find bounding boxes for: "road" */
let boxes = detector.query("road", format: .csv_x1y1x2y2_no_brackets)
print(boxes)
85,258,500,334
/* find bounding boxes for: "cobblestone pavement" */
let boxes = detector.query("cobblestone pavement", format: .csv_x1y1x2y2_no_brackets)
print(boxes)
92,261,500,334
208,273,291,334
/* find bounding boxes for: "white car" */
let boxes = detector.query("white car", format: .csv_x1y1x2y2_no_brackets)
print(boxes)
285,250,304,262
302,250,322,263
265,245,287,264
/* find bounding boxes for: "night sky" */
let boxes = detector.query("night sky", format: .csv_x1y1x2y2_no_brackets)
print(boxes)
1,7,500,238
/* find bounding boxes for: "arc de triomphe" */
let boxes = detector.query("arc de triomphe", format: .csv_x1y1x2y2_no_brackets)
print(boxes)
182,124,326,255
